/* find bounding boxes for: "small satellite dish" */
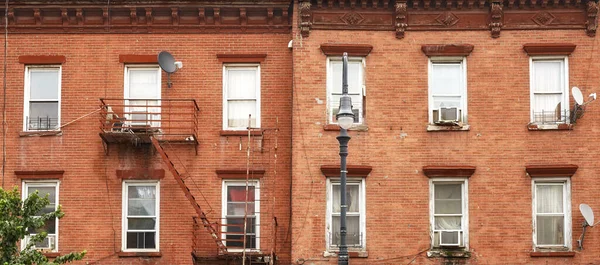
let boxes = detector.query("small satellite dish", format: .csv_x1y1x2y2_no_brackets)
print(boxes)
158,51,178,88
572,87,584,105
580,204,595,226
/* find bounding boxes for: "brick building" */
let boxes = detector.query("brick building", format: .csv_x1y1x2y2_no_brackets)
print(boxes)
0,1,293,264
290,0,600,265
2,0,600,265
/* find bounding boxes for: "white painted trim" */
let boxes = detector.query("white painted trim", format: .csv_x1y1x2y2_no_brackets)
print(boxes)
21,180,60,252
429,178,469,250
221,179,261,251
222,64,261,130
326,56,365,125
122,180,160,252
428,57,468,124
23,65,62,131
528,56,569,124
325,177,366,252
531,177,572,250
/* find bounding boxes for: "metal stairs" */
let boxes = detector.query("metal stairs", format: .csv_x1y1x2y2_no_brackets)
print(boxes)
150,136,228,254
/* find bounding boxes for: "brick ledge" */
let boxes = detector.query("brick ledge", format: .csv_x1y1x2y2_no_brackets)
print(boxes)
118,251,162,258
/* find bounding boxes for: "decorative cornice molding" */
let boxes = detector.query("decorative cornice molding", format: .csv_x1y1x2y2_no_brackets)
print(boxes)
15,170,64,179
320,165,372,177
119,54,157,64
489,0,503,38
525,164,578,177
216,169,266,179
523,43,577,55
217,53,267,63
303,0,591,38
422,166,476,178
421,44,474,56
18,55,65,64
0,2,291,34
320,43,373,57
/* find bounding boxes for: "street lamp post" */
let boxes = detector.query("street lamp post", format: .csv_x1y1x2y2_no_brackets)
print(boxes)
336,52,355,265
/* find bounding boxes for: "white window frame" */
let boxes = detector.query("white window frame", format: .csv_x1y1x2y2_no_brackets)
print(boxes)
221,180,261,251
325,177,366,251
429,178,469,249
123,65,162,128
326,57,365,125
23,65,62,131
122,180,160,252
428,57,468,124
532,178,571,250
529,56,570,124
21,180,60,252
222,64,261,130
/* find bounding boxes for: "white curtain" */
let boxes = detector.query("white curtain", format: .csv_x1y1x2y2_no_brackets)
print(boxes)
331,184,361,246
533,61,563,122
128,69,161,126
330,60,362,123
431,63,462,109
227,69,257,128
434,184,462,230
536,184,564,245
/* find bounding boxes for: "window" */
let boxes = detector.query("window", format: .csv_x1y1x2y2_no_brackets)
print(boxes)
532,178,571,250
23,66,61,131
21,181,59,251
529,57,569,124
326,178,366,250
430,179,468,249
223,64,261,130
122,181,159,251
222,180,260,251
327,57,365,125
428,57,467,124
124,65,161,128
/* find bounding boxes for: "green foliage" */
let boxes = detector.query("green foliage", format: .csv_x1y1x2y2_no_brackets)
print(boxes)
0,186,86,265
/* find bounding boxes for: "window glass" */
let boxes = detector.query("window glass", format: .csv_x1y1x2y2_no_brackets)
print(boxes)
124,182,158,251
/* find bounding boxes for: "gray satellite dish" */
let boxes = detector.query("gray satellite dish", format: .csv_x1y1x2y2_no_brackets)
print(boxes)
158,51,177,88
573,87,584,105
580,204,595,226
578,203,596,250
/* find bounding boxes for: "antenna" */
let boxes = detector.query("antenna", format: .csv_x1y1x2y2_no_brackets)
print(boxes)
158,51,178,88
578,204,595,250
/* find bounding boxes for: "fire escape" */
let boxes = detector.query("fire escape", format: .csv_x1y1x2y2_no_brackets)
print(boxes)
98,98,277,265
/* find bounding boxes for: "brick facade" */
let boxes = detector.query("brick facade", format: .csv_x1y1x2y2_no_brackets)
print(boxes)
2,0,600,264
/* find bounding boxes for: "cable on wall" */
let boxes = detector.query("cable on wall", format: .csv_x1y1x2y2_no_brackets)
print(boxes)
2,0,9,188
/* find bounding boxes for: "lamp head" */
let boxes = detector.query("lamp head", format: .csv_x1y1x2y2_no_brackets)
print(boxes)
336,94,354,129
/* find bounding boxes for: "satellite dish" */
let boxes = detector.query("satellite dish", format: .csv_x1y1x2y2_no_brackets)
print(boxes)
572,87,584,105
158,51,178,88
158,51,177,73
580,204,595,226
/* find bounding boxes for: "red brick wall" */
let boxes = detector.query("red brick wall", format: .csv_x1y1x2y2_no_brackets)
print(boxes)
1,33,293,265
291,28,600,264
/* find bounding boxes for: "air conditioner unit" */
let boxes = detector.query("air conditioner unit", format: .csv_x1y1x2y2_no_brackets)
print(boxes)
27,234,55,251
436,107,460,124
435,230,462,247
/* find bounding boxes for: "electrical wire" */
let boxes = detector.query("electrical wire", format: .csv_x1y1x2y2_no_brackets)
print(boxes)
2,0,8,188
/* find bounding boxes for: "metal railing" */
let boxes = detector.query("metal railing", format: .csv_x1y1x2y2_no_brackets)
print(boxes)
99,98,199,139
532,109,570,124
26,116,58,131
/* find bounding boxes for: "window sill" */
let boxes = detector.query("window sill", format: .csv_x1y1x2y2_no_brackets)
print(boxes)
530,251,575,257
19,131,62,137
42,252,61,258
220,130,263,136
118,251,162,258
527,123,573,131
427,249,471,258
323,250,368,258
323,124,369,132
427,124,470,132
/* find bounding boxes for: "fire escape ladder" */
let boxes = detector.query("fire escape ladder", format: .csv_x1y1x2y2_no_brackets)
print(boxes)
150,137,228,254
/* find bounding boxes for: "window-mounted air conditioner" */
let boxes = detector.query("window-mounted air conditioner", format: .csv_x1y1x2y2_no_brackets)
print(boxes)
27,234,56,251
435,107,460,124
434,230,463,247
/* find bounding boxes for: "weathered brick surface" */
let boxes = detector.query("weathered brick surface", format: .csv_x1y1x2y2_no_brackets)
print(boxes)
290,28,600,264
1,33,292,265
